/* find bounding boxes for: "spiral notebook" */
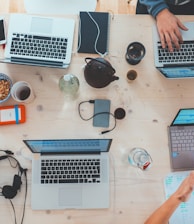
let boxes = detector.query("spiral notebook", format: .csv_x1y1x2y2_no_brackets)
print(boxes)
78,11,110,54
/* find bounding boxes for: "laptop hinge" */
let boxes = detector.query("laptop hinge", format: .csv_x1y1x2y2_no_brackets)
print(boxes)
11,57,64,67
163,63,194,68
40,152,101,156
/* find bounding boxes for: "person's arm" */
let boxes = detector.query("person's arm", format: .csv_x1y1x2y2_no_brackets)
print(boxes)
144,171,194,224
140,0,188,51
139,0,168,17
156,8,188,52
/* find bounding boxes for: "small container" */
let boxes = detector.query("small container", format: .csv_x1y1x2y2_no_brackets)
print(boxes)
125,42,146,65
126,70,137,82
0,73,12,103
11,81,35,103
128,147,152,170
59,74,79,99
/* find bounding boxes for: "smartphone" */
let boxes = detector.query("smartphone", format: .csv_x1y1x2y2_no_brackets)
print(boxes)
93,99,110,128
0,18,6,45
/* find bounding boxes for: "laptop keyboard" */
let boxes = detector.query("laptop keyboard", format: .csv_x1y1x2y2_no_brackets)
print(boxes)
170,127,194,151
41,158,101,184
10,33,68,60
157,41,194,63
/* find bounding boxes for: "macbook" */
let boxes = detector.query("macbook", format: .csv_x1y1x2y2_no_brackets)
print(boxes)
168,108,194,170
23,138,112,210
4,14,75,68
153,21,194,78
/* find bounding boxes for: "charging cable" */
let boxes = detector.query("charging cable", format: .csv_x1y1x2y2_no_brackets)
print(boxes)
78,100,117,134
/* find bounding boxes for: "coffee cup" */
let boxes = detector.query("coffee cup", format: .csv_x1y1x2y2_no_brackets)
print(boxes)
125,42,146,65
126,70,137,82
11,81,35,103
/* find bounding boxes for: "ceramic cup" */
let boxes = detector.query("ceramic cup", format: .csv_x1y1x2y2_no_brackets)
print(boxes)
126,70,138,82
11,81,35,103
125,42,146,65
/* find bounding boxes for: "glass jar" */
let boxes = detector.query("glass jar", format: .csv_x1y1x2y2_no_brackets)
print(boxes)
59,74,79,99
128,147,152,170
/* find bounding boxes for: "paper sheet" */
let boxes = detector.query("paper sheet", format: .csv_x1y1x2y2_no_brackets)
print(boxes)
164,171,194,224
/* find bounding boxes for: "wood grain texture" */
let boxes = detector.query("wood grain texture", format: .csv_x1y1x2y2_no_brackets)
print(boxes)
0,0,137,14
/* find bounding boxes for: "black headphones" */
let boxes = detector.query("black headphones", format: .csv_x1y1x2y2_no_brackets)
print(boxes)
0,149,28,224
0,150,27,199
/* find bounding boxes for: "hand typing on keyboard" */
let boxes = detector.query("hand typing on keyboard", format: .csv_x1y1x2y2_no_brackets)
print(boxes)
156,9,188,52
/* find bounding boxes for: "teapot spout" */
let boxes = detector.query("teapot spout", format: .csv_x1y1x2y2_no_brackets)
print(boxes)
112,76,119,82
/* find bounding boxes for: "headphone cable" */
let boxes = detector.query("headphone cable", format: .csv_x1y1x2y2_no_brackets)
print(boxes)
9,199,17,224
21,169,27,224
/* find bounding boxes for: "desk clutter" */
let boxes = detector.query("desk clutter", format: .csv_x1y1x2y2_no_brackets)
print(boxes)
2,11,194,224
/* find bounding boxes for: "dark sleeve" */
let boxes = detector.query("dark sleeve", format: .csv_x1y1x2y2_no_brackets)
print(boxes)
139,0,169,17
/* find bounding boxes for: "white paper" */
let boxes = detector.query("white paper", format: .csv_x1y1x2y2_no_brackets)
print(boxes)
164,171,194,224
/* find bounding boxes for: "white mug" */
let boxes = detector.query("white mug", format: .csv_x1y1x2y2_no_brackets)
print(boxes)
11,81,35,103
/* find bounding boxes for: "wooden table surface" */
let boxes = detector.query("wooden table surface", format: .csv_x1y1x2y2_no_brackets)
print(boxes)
0,14,194,224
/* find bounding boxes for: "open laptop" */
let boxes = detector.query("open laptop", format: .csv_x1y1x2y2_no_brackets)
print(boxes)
153,21,194,78
168,108,194,171
23,138,112,210
4,14,75,68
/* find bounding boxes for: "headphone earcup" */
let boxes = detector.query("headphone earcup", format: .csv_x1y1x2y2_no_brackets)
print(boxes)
12,175,22,191
2,175,22,199
2,185,17,199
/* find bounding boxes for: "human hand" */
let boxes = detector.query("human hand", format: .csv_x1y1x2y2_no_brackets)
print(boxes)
156,9,188,52
174,171,194,202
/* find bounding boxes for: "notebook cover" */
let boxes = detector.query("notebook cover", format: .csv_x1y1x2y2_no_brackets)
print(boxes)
78,11,110,54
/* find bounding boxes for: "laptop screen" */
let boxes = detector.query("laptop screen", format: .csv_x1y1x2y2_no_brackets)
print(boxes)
23,139,112,154
158,66,194,78
172,109,194,125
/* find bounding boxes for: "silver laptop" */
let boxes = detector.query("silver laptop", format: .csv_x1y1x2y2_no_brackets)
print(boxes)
168,109,194,171
23,139,112,210
153,21,194,78
4,14,75,68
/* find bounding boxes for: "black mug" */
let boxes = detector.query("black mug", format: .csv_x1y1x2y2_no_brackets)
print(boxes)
125,42,146,65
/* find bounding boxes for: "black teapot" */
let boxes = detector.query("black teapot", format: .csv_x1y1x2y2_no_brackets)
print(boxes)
84,57,119,88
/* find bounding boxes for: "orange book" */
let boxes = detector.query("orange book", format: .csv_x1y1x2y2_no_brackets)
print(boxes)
0,105,26,125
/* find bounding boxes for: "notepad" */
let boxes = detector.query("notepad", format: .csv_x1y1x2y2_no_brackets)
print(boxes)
78,11,110,54
164,171,194,224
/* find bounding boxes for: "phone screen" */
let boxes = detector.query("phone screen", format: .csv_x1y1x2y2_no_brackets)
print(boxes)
0,19,5,43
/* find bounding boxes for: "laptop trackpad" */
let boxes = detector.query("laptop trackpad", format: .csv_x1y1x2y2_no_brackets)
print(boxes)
59,187,82,207
30,17,53,34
